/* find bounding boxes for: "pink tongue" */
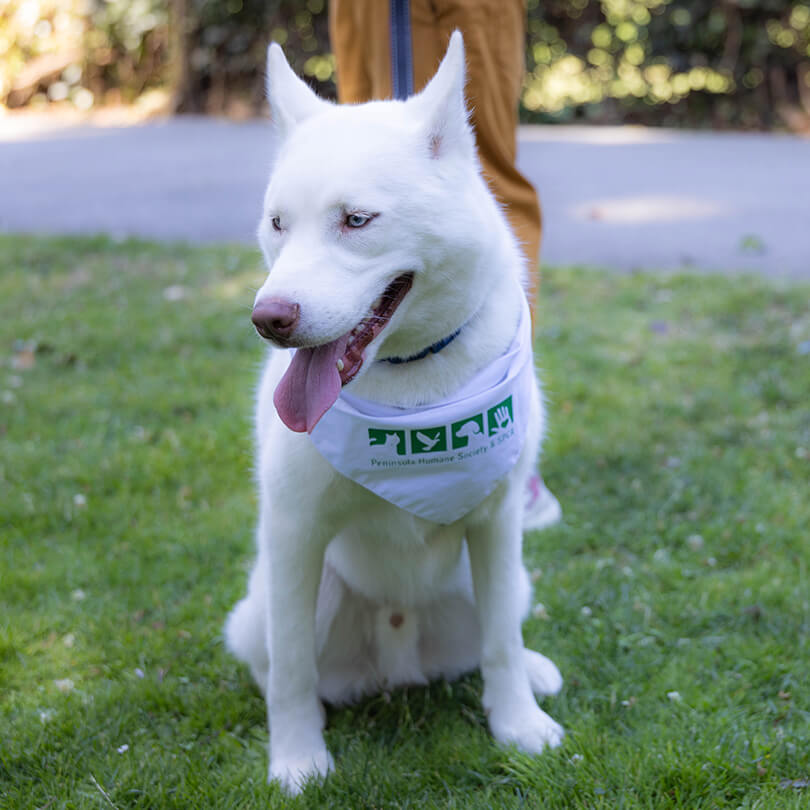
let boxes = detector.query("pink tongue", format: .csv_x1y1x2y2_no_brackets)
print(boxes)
273,335,349,433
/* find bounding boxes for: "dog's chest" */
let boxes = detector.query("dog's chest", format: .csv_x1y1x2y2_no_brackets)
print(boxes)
324,500,467,605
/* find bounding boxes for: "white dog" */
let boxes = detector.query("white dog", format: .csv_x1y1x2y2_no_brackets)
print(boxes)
225,33,563,795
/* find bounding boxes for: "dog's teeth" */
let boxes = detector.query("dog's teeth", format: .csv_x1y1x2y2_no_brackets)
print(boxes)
336,358,344,372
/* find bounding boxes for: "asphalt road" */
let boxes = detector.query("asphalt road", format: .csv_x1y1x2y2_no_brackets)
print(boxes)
2,115,809,277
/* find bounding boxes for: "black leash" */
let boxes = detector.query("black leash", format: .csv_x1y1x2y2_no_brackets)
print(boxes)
386,2,463,365
390,0,414,99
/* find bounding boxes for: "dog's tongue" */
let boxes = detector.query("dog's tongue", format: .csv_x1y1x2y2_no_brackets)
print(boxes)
273,336,348,433
271,275,413,434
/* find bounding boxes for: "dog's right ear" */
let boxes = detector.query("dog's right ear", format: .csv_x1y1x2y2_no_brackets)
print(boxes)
410,31,474,161
266,42,329,137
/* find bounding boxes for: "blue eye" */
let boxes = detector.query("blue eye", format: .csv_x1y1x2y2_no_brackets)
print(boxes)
346,213,372,228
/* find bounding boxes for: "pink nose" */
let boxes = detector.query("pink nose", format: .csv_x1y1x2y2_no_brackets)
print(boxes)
251,298,300,341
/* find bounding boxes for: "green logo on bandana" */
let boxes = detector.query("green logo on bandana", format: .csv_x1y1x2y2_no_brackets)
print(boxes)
486,396,514,436
367,396,515,456
451,414,485,449
368,429,406,455
410,426,448,454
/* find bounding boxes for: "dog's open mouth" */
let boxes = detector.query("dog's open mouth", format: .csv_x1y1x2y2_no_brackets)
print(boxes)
273,273,413,434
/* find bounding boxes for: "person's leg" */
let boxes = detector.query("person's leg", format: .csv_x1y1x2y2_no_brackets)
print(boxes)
329,0,390,102
411,0,542,319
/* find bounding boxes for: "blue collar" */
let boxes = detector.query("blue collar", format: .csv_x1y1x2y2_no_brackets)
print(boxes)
381,327,462,365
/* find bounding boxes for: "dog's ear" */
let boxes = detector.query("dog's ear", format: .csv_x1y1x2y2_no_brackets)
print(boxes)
411,31,474,159
266,42,329,136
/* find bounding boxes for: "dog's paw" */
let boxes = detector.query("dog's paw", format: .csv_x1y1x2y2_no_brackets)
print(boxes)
268,748,334,796
489,701,564,754
524,649,563,696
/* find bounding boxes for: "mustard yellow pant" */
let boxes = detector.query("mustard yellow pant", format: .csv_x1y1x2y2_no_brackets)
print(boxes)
328,0,542,315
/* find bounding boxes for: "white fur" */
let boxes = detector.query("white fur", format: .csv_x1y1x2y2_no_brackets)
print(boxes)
225,32,563,795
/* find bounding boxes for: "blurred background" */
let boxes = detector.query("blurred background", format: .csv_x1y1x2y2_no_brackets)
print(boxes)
2,0,809,132
2,1,809,276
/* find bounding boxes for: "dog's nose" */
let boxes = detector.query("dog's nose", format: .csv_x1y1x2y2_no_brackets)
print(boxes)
251,298,300,341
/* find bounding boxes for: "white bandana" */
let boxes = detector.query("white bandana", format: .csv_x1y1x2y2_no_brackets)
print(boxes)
309,301,534,524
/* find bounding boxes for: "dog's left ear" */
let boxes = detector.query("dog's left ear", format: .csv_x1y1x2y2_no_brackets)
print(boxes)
266,42,330,137
411,31,474,160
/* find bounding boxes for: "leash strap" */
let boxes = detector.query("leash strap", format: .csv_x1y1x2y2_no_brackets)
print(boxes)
390,0,414,99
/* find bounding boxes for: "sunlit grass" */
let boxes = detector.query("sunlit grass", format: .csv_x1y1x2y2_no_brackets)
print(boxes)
2,234,809,808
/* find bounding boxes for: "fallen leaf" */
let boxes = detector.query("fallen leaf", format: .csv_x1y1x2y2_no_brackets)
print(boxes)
163,285,188,301
11,349,35,370
739,234,766,254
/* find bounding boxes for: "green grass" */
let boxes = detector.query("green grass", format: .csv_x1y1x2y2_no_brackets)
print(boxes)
1,234,809,809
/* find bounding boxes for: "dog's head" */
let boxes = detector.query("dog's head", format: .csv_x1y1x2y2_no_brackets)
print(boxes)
253,33,507,433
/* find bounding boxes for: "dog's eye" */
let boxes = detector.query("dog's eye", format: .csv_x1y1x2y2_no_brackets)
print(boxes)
271,216,282,232
345,213,372,229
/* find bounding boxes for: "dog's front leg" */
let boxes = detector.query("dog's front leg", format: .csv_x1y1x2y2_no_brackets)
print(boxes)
466,492,564,754
264,507,333,795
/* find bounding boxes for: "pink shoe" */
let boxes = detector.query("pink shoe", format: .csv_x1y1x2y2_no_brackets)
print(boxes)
524,474,562,531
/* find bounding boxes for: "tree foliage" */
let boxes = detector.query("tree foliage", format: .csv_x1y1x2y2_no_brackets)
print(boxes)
1,0,808,129
169,0,332,114
523,0,810,129
1,0,167,110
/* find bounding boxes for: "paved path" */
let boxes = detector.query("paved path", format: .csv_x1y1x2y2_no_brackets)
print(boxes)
2,115,808,278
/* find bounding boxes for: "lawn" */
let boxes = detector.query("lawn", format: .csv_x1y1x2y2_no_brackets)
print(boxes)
1,234,809,809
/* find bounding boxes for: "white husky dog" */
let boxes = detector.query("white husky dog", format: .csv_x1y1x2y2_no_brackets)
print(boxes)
225,32,563,794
